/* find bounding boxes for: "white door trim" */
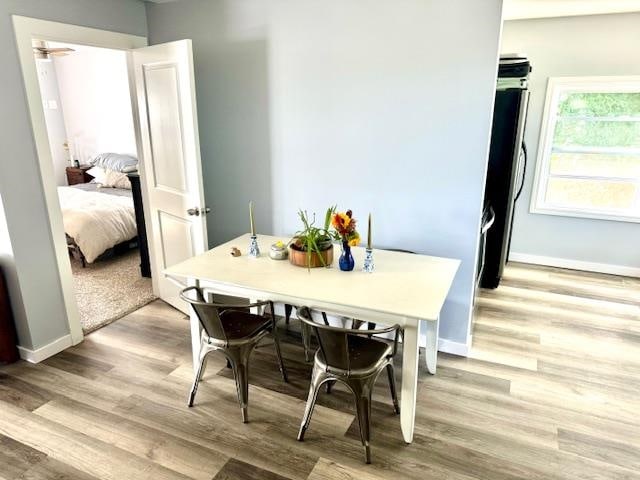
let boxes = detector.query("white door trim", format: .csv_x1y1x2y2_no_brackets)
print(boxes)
12,16,147,349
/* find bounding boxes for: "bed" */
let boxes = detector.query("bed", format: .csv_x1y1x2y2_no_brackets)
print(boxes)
58,183,138,266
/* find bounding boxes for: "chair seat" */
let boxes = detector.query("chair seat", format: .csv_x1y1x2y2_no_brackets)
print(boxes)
218,310,272,340
317,335,392,376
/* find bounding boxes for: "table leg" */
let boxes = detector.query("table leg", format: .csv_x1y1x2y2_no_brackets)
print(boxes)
400,320,419,444
189,278,202,375
424,316,439,375
249,297,262,315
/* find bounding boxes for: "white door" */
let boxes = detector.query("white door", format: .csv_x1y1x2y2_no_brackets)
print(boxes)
130,40,208,312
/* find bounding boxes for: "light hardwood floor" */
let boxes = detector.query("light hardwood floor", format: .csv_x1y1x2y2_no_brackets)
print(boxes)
1,262,639,479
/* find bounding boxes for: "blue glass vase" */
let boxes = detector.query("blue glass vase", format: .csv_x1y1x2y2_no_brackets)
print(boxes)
339,240,355,271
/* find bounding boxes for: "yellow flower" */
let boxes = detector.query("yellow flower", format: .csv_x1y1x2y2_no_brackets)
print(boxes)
275,240,284,248
348,234,360,247
332,212,351,230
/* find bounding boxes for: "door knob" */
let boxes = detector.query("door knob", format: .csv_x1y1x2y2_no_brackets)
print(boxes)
187,206,211,216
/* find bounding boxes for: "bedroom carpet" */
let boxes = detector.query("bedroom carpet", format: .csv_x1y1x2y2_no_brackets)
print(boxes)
71,249,155,333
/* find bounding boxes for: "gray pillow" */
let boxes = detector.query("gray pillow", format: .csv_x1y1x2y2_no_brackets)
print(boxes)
90,153,138,173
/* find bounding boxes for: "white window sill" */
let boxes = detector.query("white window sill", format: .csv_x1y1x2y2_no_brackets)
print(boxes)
529,206,640,224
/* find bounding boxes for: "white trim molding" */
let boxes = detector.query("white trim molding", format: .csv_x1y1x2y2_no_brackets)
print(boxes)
17,335,73,363
438,337,470,357
12,16,147,348
530,76,640,224
510,252,640,278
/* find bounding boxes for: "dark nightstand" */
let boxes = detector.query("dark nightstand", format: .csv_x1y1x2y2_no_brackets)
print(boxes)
66,165,93,185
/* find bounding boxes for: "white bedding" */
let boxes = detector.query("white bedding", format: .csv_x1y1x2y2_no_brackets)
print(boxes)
57,186,137,263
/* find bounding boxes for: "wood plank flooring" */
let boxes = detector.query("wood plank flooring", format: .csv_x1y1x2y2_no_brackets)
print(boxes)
1,262,639,479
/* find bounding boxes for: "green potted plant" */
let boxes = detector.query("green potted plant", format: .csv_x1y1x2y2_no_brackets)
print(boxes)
289,207,336,268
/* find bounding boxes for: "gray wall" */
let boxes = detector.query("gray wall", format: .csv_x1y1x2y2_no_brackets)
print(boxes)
146,0,503,346
0,0,147,350
146,0,273,247
502,13,640,269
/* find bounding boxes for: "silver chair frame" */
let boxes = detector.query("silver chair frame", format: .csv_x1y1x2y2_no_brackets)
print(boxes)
296,306,400,464
181,286,288,423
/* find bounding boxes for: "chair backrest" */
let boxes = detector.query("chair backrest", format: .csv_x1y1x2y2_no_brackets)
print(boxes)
297,307,398,373
297,306,352,371
180,286,228,342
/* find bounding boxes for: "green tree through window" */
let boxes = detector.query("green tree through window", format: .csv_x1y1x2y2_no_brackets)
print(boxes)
533,78,640,222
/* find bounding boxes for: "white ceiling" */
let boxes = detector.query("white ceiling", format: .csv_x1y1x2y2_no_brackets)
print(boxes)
503,0,640,20
144,0,640,20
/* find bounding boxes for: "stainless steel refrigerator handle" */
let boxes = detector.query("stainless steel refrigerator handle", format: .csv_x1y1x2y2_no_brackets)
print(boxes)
515,142,527,201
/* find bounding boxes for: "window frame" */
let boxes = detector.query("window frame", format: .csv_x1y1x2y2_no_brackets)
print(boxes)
530,75,640,223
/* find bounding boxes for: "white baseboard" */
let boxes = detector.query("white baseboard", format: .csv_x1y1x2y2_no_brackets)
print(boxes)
438,337,470,356
17,334,72,363
509,252,640,278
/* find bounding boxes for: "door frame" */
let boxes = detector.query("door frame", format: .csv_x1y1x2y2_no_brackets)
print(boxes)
12,16,147,347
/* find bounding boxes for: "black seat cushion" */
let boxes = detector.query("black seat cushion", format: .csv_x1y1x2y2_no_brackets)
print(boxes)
317,335,392,376
219,310,272,340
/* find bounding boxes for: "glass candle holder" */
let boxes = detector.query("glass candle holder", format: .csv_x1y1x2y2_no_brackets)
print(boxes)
248,235,260,258
362,248,374,273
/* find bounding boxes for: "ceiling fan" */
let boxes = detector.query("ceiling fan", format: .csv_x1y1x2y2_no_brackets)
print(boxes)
33,45,75,59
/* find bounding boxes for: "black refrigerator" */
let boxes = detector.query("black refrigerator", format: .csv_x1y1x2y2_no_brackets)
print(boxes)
479,55,531,289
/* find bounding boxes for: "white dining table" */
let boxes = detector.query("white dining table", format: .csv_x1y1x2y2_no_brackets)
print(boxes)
165,233,459,443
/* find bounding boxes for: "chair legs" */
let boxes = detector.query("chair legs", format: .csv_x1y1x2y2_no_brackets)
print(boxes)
325,379,336,394
284,303,293,326
227,343,255,423
271,320,289,383
351,379,374,464
187,348,209,407
298,360,397,464
301,323,312,362
286,303,313,362
297,365,326,441
386,363,400,414
188,325,287,423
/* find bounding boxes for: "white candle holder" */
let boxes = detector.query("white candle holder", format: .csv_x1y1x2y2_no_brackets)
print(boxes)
248,235,260,258
362,248,374,273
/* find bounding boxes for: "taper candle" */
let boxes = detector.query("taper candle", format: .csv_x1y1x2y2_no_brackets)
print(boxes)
367,213,372,249
249,201,255,236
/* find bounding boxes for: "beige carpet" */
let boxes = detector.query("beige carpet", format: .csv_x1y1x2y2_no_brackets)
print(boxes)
71,249,155,333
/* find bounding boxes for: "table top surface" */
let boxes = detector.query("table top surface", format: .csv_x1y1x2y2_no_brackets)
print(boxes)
165,234,460,320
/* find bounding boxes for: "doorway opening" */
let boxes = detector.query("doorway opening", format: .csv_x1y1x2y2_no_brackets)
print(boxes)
14,16,208,358
33,39,154,333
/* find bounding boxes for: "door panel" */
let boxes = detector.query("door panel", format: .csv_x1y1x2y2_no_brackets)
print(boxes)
144,64,188,193
158,211,194,267
131,40,208,312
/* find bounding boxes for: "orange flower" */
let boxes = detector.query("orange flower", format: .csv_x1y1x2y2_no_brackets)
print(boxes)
331,212,351,231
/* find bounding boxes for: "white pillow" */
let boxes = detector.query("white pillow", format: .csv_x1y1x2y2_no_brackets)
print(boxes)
102,169,132,189
87,166,106,184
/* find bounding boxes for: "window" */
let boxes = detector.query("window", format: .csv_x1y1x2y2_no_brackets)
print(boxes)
531,76,640,222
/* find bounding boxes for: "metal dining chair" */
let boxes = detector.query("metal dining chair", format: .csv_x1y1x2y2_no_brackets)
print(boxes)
180,286,288,423
295,306,401,464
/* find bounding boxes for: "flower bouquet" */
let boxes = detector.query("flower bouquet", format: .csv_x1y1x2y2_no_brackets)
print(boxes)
331,210,360,271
